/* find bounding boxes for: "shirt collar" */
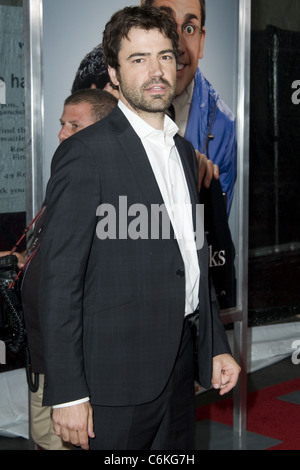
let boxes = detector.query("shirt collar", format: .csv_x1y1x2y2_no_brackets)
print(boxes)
118,100,179,142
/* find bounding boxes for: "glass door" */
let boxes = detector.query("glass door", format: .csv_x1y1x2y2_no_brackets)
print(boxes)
249,0,300,326
0,0,26,254
0,0,27,370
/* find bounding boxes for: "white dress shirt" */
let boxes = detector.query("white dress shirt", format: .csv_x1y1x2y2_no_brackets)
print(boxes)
119,101,199,315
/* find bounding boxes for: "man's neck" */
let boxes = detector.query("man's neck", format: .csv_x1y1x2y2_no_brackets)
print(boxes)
172,79,195,137
174,79,194,103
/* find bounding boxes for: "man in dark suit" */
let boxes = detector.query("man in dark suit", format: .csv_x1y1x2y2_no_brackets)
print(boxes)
21,88,117,450
39,5,240,450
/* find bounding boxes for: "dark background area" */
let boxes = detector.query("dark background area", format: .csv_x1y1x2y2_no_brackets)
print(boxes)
248,21,300,325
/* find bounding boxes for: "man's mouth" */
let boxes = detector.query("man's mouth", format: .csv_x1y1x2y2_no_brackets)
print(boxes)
145,82,168,94
177,63,186,72
148,85,165,91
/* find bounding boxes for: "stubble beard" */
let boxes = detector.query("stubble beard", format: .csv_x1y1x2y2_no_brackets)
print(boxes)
118,76,176,115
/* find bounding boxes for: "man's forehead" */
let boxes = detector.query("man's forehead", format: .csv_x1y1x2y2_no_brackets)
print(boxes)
153,0,201,21
64,102,91,113
61,102,92,119
120,27,172,51
125,26,169,39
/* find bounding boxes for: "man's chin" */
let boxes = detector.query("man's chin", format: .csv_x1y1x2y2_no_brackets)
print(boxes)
150,94,175,111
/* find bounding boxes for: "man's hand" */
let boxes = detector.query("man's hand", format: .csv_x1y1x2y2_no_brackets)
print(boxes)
52,401,95,450
212,354,241,396
0,251,26,268
195,150,219,192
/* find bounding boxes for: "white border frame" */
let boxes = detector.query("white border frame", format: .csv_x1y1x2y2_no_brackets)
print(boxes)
23,0,251,449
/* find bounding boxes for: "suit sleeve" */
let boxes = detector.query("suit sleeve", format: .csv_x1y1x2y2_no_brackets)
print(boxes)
210,277,232,358
39,137,101,406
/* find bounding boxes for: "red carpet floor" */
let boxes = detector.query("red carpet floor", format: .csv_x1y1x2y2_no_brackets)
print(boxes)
196,378,300,450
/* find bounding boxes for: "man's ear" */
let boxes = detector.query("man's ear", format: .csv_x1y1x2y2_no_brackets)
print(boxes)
108,66,119,87
198,26,206,60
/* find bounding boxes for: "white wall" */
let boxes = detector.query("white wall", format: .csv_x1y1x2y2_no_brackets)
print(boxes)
201,0,238,112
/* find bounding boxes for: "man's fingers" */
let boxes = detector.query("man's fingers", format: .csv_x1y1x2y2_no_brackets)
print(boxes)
212,354,241,396
203,160,214,188
51,402,94,450
196,151,207,191
75,429,90,450
218,375,235,395
56,425,90,450
213,163,219,180
195,151,219,191
88,410,95,439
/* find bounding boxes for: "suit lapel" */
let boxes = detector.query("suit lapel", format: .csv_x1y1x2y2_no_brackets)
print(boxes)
112,108,165,208
116,116,198,207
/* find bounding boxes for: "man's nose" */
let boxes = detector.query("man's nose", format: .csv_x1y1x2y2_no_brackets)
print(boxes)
176,25,186,53
149,58,164,77
58,127,69,143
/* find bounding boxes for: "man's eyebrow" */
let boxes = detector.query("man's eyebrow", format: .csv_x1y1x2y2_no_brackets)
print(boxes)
184,13,200,23
127,52,151,60
159,6,174,17
127,49,175,60
159,6,200,24
159,49,176,56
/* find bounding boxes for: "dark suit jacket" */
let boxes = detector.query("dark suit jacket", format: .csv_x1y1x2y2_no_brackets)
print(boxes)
39,106,231,407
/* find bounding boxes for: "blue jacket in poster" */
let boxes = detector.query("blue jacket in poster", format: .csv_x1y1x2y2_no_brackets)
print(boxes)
184,68,237,214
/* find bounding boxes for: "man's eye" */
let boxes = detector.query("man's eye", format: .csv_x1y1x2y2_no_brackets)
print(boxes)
184,24,196,35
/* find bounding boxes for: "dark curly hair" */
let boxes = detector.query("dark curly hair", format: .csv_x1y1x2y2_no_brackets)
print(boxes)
102,5,179,71
71,44,110,93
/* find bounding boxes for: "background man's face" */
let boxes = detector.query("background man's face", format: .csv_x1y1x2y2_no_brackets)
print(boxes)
58,102,95,143
151,0,206,96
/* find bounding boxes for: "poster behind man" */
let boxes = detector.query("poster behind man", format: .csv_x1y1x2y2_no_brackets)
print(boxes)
42,0,239,311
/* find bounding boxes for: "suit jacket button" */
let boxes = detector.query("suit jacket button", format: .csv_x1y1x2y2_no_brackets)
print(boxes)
176,269,184,278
